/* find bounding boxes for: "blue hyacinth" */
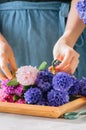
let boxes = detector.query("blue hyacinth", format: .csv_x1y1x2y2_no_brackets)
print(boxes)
68,77,80,96
36,70,53,92
24,87,42,104
79,77,86,96
37,98,49,106
76,0,86,24
52,72,73,91
47,89,69,106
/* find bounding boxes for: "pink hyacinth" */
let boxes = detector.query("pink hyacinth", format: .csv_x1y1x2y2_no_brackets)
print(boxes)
16,99,26,104
14,85,24,96
0,89,8,102
5,95,14,103
16,66,39,85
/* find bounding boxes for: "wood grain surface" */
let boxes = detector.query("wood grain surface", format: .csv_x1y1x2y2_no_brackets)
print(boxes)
0,97,86,118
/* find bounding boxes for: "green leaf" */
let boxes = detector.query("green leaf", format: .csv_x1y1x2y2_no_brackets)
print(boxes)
38,61,47,71
24,86,29,90
7,79,19,86
13,95,19,101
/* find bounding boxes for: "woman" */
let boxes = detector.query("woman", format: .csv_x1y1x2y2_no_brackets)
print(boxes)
53,0,86,79
0,0,71,80
0,0,85,80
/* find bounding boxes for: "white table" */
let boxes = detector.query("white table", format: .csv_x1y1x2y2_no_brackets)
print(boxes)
0,106,86,130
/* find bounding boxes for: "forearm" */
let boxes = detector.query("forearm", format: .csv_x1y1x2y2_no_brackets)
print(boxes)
63,0,85,47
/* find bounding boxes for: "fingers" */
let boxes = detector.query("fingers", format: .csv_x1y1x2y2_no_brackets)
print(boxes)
9,55,17,72
0,58,12,80
55,49,80,71
49,57,79,75
0,62,12,80
63,57,79,74
0,72,6,80
1,64,12,80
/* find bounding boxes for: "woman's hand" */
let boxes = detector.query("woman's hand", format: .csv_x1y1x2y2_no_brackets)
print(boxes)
0,33,17,80
53,36,80,74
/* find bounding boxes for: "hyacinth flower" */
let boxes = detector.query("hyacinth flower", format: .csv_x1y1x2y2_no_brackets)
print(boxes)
14,85,24,96
24,87,42,104
68,77,80,96
76,0,86,24
1,79,16,95
1,79,23,96
0,89,8,102
79,77,86,96
47,89,69,106
52,72,74,91
37,98,49,106
15,99,26,104
16,65,39,86
5,95,14,102
36,70,53,92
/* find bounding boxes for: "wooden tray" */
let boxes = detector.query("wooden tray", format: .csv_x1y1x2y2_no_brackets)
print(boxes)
0,97,86,118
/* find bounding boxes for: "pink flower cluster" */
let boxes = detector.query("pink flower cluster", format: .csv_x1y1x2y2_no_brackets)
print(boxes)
0,79,25,104
16,66,39,85
0,89,8,102
0,65,39,104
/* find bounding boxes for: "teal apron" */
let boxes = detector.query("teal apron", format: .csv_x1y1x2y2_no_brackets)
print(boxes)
0,1,86,79
0,1,62,67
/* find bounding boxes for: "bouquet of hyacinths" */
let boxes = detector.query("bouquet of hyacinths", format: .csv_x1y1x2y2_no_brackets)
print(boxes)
0,61,86,107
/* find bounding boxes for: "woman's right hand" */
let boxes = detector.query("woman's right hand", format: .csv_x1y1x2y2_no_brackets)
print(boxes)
0,33,17,80
53,36,80,74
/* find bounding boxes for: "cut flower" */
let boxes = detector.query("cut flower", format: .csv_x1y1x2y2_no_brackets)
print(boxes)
16,66,39,86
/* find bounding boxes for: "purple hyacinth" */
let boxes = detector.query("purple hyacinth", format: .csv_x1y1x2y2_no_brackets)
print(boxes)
36,70,53,92
37,98,49,106
76,0,86,24
24,87,42,104
47,89,69,106
68,77,80,96
79,77,86,96
52,72,73,91
1,79,15,95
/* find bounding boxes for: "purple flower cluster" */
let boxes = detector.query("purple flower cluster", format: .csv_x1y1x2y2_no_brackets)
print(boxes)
24,71,81,106
24,88,42,104
53,72,73,91
37,98,49,106
36,70,53,92
68,77,80,96
79,77,86,96
76,0,86,24
47,89,69,106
